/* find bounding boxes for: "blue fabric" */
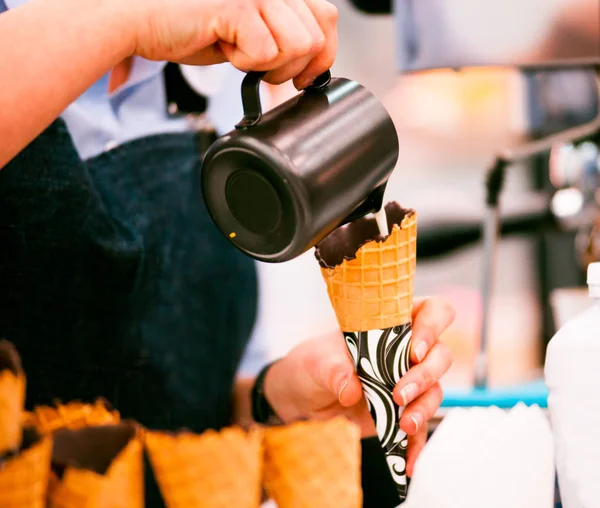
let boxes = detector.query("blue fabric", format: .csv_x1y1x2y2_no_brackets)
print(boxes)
0,120,257,431
0,0,269,375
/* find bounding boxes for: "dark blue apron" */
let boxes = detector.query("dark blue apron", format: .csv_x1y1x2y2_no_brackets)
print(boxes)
0,119,257,432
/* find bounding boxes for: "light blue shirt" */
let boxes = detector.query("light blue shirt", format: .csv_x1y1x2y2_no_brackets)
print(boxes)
2,0,268,376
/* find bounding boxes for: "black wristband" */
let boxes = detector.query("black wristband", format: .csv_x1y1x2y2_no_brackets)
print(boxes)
251,361,283,425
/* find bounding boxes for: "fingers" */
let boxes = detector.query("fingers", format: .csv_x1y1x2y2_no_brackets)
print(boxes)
215,0,337,84
405,425,427,478
292,0,338,88
263,0,337,86
410,297,455,364
399,382,443,436
393,341,451,407
218,8,280,70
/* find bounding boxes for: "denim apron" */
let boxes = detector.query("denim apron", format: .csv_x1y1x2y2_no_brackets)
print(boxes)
0,119,257,432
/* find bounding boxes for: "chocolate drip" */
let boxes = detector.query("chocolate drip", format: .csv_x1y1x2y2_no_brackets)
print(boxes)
315,202,414,269
52,423,136,476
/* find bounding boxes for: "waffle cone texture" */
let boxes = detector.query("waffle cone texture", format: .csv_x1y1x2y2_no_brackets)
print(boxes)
263,417,362,508
145,427,263,508
26,399,120,435
0,435,52,508
48,427,143,508
320,212,417,331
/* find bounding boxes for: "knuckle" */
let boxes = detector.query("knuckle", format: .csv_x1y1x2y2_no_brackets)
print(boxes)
321,0,338,22
311,32,326,53
293,34,314,57
436,342,453,370
417,368,435,390
256,41,279,64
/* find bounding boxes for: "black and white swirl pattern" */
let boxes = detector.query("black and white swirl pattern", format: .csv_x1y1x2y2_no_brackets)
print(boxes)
344,324,412,500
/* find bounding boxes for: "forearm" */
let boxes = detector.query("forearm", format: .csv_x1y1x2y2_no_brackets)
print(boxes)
0,0,136,167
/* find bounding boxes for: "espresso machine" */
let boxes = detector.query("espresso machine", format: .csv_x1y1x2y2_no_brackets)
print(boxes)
352,0,600,394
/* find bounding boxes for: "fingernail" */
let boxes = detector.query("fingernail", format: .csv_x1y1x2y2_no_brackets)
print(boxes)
413,342,428,363
399,382,418,406
338,380,349,402
297,75,315,90
411,412,423,432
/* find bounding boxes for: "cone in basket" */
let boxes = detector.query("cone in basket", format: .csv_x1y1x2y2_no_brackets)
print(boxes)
48,422,143,508
145,426,263,508
29,398,120,435
0,427,53,508
315,202,417,332
0,340,26,454
263,417,362,508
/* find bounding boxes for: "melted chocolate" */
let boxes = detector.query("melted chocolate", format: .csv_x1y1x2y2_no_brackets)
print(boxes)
315,202,414,268
0,340,23,376
52,423,136,476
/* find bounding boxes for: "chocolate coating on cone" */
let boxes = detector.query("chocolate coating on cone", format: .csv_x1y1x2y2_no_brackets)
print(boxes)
316,202,417,331
0,340,23,376
315,202,413,269
52,423,136,475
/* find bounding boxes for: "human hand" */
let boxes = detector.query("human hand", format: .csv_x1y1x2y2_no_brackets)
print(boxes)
264,297,454,477
131,0,337,88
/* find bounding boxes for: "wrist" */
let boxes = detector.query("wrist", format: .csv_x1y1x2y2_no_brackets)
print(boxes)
100,0,138,58
262,358,301,424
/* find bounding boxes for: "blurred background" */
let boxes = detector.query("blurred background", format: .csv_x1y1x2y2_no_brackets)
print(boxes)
201,0,600,393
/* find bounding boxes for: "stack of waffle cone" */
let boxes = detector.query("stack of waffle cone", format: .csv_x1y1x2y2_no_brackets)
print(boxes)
263,417,362,508
0,340,26,454
317,203,417,331
0,432,53,508
145,426,263,508
47,423,143,508
25,398,120,435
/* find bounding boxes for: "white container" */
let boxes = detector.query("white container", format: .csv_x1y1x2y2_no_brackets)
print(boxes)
545,262,600,508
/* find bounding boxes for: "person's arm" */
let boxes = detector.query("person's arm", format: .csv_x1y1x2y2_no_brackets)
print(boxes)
0,0,136,167
0,0,338,169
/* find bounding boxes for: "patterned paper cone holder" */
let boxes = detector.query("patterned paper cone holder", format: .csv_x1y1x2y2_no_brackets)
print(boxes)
315,202,416,501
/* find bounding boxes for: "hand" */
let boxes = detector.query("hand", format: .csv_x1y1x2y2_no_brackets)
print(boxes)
131,0,338,88
264,297,454,477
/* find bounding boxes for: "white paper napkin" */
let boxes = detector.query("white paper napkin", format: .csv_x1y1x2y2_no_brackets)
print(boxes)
403,404,555,508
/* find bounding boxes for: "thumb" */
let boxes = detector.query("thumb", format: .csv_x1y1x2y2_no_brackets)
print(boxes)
318,355,363,408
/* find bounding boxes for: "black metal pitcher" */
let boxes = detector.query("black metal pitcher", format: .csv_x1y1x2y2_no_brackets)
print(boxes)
201,70,399,262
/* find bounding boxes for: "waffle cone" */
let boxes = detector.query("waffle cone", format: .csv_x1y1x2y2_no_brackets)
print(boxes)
48,424,143,508
30,399,120,435
263,417,362,508
320,212,417,331
145,426,263,508
0,434,52,508
0,341,26,453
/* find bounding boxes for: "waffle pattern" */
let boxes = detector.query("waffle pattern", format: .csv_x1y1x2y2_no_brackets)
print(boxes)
0,436,52,508
0,371,26,453
48,432,143,508
29,399,120,435
263,418,362,508
145,427,263,508
320,213,417,331
47,468,105,508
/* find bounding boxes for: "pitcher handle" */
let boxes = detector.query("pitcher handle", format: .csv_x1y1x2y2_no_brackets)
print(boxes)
236,70,331,129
